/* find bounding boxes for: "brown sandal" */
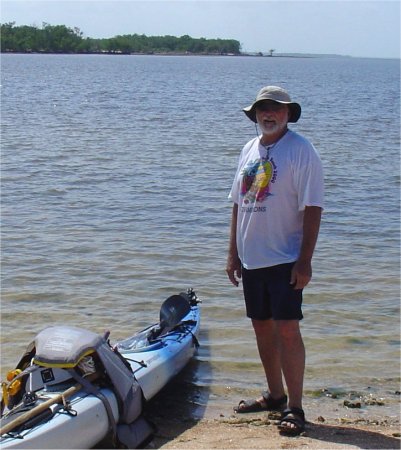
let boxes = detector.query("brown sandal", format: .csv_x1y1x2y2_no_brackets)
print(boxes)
278,408,306,435
234,391,287,413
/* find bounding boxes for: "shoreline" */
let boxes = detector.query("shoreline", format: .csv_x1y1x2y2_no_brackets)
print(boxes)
148,418,400,449
148,417,400,449
0,50,342,58
142,398,400,449
129,379,401,449
2,51,396,61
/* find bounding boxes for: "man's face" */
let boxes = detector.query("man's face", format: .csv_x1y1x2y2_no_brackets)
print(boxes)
255,101,289,138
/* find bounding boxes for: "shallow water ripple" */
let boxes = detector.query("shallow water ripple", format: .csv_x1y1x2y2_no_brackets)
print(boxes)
1,55,399,416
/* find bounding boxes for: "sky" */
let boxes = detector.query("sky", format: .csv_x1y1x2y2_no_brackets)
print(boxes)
1,0,400,58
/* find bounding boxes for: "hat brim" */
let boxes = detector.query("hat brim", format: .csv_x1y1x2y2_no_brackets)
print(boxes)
243,101,301,123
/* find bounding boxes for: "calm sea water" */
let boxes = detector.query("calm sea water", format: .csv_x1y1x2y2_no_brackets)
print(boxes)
1,54,400,419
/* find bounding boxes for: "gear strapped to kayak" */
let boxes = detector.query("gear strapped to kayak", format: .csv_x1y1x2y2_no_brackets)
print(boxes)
0,289,201,449
1,325,146,447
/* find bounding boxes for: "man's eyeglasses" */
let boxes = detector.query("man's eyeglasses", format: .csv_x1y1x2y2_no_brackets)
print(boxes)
255,102,287,113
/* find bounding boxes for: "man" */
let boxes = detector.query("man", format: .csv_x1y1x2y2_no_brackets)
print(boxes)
226,86,324,436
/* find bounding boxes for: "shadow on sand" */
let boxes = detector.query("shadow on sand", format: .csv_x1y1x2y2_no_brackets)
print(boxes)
143,407,400,449
143,354,211,448
304,421,400,449
142,320,212,449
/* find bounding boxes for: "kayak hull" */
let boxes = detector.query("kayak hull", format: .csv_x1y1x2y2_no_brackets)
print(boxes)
1,389,119,449
1,296,200,449
121,304,200,400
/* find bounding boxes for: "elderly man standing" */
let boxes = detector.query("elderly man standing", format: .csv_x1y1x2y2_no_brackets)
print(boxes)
226,86,324,435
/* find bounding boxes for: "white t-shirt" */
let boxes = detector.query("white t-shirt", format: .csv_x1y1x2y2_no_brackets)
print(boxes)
229,130,324,270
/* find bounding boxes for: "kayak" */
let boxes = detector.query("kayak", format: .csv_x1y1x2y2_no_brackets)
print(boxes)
0,289,201,449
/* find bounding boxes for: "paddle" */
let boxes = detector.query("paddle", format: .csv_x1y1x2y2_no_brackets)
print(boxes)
0,373,97,436
158,293,191,337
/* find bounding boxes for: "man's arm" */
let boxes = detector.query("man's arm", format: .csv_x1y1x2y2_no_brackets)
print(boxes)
226,203,242,287
291,206,322,290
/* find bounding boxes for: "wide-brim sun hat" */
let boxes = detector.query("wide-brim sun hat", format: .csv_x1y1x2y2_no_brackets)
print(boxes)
243,86,301,123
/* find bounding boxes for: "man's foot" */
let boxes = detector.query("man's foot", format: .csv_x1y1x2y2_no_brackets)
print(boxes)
234,391,287,413
278,408,305,435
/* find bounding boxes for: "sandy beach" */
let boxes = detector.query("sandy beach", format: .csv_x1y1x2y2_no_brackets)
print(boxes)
140,382,401,450
146,408,400,449
147,414,400,449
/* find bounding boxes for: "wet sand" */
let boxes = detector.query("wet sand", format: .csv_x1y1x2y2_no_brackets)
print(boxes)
94,375,400,449
142,382,400,449
147,414,400,449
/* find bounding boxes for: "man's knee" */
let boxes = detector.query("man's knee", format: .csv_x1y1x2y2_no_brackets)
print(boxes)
251,318,274,335
275,320,302,341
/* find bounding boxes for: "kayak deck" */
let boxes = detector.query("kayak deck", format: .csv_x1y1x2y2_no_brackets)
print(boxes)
119,305,200,400
0,291,201,449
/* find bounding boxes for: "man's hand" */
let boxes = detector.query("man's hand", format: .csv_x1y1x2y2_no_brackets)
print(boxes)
290,206,322,290
290,260,312,290
227,204,241,286
226,256,242,287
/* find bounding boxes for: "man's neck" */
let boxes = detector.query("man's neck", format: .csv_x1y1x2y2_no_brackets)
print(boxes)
260,127,288,146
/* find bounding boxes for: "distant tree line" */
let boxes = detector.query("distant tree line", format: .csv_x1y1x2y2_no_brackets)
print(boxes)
1,23,241,55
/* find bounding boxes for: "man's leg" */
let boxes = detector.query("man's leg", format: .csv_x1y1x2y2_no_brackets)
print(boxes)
252,318,286,400
276,319,305,409
276,319,305,432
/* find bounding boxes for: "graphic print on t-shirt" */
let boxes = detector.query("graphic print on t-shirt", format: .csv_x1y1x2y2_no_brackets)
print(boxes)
240,156,277,204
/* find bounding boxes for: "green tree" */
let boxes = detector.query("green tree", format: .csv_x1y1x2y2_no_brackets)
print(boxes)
1,22,17,51
0,23,242,55
41,24,82,52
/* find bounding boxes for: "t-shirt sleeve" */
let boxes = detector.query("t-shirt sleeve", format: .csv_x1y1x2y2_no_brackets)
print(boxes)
228,173,239,203
294,144,324,211
228,140,254,204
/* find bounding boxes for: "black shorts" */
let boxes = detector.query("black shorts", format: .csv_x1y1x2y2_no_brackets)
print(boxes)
242,263,303,321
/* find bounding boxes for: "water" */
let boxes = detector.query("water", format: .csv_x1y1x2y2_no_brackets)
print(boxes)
1,54,400,419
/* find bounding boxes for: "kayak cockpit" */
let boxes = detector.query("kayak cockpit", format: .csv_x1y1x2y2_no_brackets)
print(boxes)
116,326,164,353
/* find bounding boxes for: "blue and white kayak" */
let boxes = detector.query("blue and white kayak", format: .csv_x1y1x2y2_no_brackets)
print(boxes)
0,289,201,449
